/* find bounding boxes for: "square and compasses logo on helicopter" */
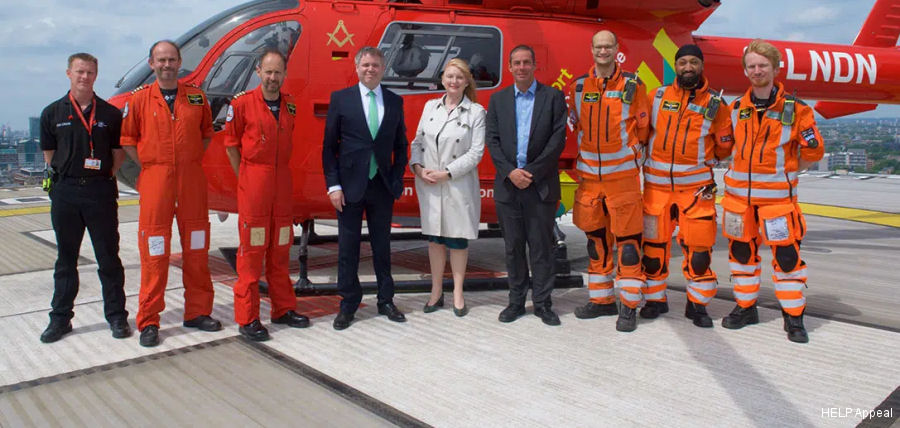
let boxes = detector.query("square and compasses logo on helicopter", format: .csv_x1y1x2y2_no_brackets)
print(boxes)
327,20,355,47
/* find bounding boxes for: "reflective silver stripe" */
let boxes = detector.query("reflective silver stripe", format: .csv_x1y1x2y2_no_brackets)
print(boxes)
589,288,615,298
774,281,805,292
725,186,792,199
731,103,741,124
650,86,667,131
644,173,708,185
643,290,666,300
774,268,808,281
729,262,758,274
606,90,623,98
588,273,615,283
616,279,644,289
618,290,642,302
779,297,806,309
577,159,637,176
574,77,586,118
734,291,759,301
688,280,716,291
620,92,631,148
697,111,713,166
687,288,713,304
580,145,634,162
645,159,709,174
733,276,760,286
726,170,798,183
774,124,791,176
645,279,666,287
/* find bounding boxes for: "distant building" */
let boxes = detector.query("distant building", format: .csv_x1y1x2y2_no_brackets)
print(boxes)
29,117,40,140
0,148,17,172
828,148,868,170
16,138,43,169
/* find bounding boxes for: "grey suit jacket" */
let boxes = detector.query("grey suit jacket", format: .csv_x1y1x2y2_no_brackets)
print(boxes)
485,82,567,203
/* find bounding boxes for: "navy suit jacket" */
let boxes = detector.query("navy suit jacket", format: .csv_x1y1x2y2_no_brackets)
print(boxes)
322,85,409,203
485,82,567,203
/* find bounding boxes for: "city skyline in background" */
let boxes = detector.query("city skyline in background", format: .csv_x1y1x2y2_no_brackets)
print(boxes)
0,0,897,132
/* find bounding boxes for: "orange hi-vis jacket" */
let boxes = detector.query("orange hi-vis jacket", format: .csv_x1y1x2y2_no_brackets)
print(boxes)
567,65,650,182
645,77,734,192
724,82,824,204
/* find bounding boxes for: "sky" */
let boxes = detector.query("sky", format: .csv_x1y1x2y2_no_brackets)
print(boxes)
0,0,896,131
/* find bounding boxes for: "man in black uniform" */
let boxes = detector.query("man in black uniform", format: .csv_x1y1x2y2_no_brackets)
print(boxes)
39,53,129,343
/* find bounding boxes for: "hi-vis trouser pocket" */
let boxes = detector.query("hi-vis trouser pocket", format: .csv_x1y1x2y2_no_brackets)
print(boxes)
240,216,269,251
573,188,607,232
607,191,643,237
758,203,804,246
642,196,667,243
721,197,751,241
681,197,717,248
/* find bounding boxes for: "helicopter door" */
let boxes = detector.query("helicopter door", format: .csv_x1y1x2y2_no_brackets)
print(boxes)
203,20,302,130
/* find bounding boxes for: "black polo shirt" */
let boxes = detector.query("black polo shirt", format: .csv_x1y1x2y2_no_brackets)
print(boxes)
40,92,122,178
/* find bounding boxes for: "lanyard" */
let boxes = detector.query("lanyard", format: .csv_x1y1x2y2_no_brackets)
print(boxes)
68,92,97,157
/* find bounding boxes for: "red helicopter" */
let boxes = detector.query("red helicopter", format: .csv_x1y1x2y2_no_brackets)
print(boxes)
108,0,900,289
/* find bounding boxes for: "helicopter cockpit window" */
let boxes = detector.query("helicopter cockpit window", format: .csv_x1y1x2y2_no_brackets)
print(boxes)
203,21,301,130
377,23,501,94
114,0,299,95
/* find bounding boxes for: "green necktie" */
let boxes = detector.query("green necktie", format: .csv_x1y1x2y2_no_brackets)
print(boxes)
367,90,379,180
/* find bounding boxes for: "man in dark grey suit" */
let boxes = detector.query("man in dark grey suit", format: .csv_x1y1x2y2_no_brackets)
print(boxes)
486,45,567,326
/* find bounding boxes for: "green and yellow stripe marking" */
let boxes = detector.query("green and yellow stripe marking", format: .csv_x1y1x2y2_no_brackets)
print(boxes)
0,199,139,218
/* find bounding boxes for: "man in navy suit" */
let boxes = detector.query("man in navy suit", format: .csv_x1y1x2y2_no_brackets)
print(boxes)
486,45,567,326
322,46,409,330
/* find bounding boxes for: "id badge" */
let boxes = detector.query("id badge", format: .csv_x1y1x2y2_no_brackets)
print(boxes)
84,158,101,170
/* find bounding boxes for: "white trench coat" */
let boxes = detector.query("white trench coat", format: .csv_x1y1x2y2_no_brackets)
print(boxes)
409,95,486,239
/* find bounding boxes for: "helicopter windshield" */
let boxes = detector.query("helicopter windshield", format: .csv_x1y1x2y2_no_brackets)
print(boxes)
114,0,298,95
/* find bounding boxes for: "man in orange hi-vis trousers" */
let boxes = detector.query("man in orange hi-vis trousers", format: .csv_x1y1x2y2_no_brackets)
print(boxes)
640,44,733,328
224,49,311,342
122,40,222,347
567,30,650,332
720,39,824,343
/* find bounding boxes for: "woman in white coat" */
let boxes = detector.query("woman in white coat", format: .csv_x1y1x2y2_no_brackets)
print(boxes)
409,58,486,316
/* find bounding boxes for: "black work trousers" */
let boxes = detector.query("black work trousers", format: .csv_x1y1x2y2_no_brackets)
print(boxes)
48,177,126,324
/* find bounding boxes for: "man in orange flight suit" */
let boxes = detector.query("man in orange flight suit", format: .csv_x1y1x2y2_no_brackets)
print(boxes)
720,39,824,343
122,40,222,347
224,49,310,341
640,44,734,328
567,30,650,332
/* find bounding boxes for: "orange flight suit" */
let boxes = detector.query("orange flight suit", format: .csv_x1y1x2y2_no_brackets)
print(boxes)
722,82,824,316
642,77,733,306
121,82,215,331
567,66,650,309
223,88,297,325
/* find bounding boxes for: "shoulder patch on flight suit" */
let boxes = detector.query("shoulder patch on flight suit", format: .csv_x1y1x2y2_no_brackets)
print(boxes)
661,100,681,112
225,104,234,122
582,92,600,103
186,94,204,105
185,83,200,88
738,107,753,120
286,103,296,115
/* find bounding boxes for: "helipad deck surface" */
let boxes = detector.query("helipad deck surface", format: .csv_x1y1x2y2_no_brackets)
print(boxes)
0,174,897,427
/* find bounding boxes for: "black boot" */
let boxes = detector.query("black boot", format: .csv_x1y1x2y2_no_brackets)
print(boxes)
782,310,809,343
574,302,618,319
685,301,713,328
616,305,637,332
639,301,669,319
721,304,759,329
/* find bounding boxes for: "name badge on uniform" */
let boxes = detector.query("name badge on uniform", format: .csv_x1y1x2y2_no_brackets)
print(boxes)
84,158,101,170
187,94,204,105
286,103,296,115
662,100,681,112
582,92,600,103
738,107,753,120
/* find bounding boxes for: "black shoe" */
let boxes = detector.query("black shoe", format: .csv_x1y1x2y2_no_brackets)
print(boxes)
183,315,223,332
498,304,526,323
639,301,670,319
272,310,310,328
424,294,444,313
40,321,72,343
110,318,132,339
333,311,354,330
574,302,618,319
782,311,809,343
685,302,713,328
721,304,759,329
534,307,561,326
453,304,469,317
239,319,270,342
377,303,407,322
616,305,637,332
139,325,159,347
